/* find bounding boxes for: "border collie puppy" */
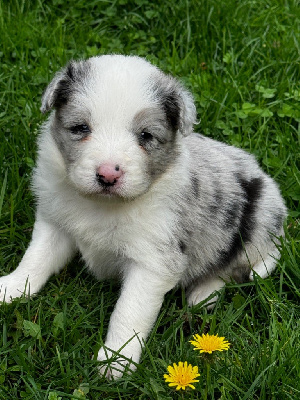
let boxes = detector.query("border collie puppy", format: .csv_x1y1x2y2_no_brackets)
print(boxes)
0,55,286,378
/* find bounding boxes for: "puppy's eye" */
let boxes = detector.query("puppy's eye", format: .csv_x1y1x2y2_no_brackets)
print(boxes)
140,131,153,142
70,124,91,135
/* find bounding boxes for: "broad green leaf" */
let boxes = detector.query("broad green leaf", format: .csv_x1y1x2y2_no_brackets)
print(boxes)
23,320,42,340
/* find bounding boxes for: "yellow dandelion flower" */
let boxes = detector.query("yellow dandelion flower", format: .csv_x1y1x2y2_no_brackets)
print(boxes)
190,333,230,354
164,361,200,391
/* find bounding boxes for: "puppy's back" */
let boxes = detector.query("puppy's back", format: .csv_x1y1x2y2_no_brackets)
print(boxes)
178,133,286,284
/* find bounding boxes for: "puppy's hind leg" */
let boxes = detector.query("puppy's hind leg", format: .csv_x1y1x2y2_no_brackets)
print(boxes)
187,277,225,310
0,215,75,303
249,248,280,281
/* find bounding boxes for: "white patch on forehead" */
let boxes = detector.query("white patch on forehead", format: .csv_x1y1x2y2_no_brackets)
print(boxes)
83,56,160,127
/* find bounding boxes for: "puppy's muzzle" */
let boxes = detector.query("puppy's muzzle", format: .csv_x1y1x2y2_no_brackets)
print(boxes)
96,163,123,187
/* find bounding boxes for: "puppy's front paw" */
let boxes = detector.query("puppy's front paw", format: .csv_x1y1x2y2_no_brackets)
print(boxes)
0,275,28,303
97,341,141,380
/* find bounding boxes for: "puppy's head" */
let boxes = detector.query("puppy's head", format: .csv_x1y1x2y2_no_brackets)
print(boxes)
41,55,196,199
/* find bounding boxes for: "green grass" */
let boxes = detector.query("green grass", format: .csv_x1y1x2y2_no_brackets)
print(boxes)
0,0,299,398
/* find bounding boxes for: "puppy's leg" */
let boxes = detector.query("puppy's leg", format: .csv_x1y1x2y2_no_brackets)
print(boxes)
97,265,178,379
187,277,225,310
249,248,280,280
0,216,75,302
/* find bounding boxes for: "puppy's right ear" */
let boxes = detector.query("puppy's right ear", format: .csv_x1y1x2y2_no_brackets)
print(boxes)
40,60,90,113
40,67,69,113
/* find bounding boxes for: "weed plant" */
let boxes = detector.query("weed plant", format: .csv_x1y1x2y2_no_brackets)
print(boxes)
0,0,299,399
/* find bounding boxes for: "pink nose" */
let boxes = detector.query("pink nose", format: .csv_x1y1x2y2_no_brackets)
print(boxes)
96,164,123,186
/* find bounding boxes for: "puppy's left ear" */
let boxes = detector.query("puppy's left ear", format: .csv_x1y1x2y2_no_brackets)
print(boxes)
177,85,197,136
157,75,197,136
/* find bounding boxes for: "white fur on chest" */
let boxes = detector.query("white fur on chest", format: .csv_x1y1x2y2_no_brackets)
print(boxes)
49,187,181,277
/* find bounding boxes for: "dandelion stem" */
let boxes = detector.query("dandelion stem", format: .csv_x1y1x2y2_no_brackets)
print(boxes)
204,362,211,400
